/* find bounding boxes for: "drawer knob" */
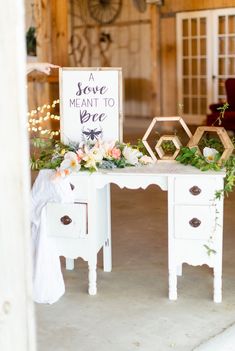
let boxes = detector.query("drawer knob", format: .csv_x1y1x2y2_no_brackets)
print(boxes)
60,215,72,225
189,186,201,196
70,183,75,191
189,218,201,228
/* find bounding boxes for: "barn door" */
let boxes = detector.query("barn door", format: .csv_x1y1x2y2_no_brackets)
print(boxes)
177,8,235,124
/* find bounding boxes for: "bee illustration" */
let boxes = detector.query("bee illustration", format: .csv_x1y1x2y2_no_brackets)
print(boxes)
82,128,103,141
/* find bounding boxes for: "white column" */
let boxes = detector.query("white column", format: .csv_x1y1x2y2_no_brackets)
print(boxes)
0,1,36,350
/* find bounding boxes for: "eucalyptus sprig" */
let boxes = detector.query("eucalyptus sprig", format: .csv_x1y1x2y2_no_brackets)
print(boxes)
213,102,229,126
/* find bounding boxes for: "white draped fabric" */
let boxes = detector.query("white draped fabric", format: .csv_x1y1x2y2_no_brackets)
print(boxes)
31,170,75,304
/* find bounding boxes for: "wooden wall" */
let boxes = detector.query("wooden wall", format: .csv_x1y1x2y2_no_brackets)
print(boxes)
25,0,235,128
68,1,159,121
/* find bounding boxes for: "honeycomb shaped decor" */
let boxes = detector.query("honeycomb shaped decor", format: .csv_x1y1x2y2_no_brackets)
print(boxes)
142,116,192,162
155,135,182,161
187,126,234,163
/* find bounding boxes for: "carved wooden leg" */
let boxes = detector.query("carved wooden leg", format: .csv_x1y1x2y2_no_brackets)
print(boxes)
169,268,177,300
103,185,112,272
88,261,97,295
103,238,112,272
213,265,222,303
65,258,74,271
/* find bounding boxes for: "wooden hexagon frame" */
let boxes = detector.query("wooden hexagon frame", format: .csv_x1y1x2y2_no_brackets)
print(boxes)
187,126,234,163
142,116,192,162
155,135,182,161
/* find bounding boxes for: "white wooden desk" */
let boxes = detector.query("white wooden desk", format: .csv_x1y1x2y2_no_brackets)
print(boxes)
46,163,225,302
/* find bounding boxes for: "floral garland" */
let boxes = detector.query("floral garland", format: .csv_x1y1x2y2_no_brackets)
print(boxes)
30,138,153,176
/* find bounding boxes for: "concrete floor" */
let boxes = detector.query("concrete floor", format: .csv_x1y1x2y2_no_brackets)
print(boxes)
36,183,235,351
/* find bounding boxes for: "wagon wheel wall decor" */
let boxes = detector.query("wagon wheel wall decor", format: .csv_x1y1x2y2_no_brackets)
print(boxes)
88,0,122,24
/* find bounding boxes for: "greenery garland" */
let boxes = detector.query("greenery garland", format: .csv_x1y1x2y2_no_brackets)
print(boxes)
176,144,235,199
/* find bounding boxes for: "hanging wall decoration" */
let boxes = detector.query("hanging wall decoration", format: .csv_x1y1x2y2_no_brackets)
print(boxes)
88,0,122,24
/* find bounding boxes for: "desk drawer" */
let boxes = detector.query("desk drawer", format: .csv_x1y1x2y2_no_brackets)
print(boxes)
174,205,215,240
174,177,217,204
46,202,87,239
68,175,89,202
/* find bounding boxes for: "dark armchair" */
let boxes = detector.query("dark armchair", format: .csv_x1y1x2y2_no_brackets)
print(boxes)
207,78,235,130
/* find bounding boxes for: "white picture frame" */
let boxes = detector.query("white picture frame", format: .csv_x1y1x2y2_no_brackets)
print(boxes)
59,67,123,145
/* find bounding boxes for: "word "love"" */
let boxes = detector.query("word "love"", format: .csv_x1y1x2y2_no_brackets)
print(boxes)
76,82,108,96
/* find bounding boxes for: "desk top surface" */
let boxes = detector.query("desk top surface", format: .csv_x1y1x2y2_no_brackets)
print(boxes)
96,163,225,177
70,163,225,178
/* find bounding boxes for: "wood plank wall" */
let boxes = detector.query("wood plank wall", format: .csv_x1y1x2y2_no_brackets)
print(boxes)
25,0,235,128
68,1,156,122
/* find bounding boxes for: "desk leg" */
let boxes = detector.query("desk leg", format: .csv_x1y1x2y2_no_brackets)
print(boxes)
88,258,97,295
103,185,112,272
213,264,222,303
169,267,177,300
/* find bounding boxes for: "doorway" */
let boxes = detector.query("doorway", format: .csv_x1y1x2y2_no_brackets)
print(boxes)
176,8,235,124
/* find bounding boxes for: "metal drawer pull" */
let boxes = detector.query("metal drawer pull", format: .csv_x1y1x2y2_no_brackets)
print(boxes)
70,183,75,191
189,218,201,228
189,185,201,196
60,215,72,225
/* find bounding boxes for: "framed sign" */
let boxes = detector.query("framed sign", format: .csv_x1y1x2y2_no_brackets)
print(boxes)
59,67,123,145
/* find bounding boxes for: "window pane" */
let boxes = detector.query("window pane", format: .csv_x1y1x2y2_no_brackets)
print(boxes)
183,97,190,114
200,58,206,75
219,37,225,55
182,19,188,37
218,16,225,34
183,59,189,75
200,38,206,55
228,57,235,75
192,59,198,75
228,37,235,54
192,78,198,94
200,18,206,36
200,98,207,114
183,79,189,94
191,39,198,56
228,15,235,33
219,58,226,75
200,78,207,95
192,98,198,114
191,18,197,36
183,39,189,56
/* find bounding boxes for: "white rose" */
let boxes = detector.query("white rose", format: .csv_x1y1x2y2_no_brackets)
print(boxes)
203,147,219,163
123,146,142,165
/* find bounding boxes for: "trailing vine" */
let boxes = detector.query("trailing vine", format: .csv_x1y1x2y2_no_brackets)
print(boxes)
213,102,230,126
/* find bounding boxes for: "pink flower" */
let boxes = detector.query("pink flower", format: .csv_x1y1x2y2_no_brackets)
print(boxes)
76,149,84,162
111,147,121,159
